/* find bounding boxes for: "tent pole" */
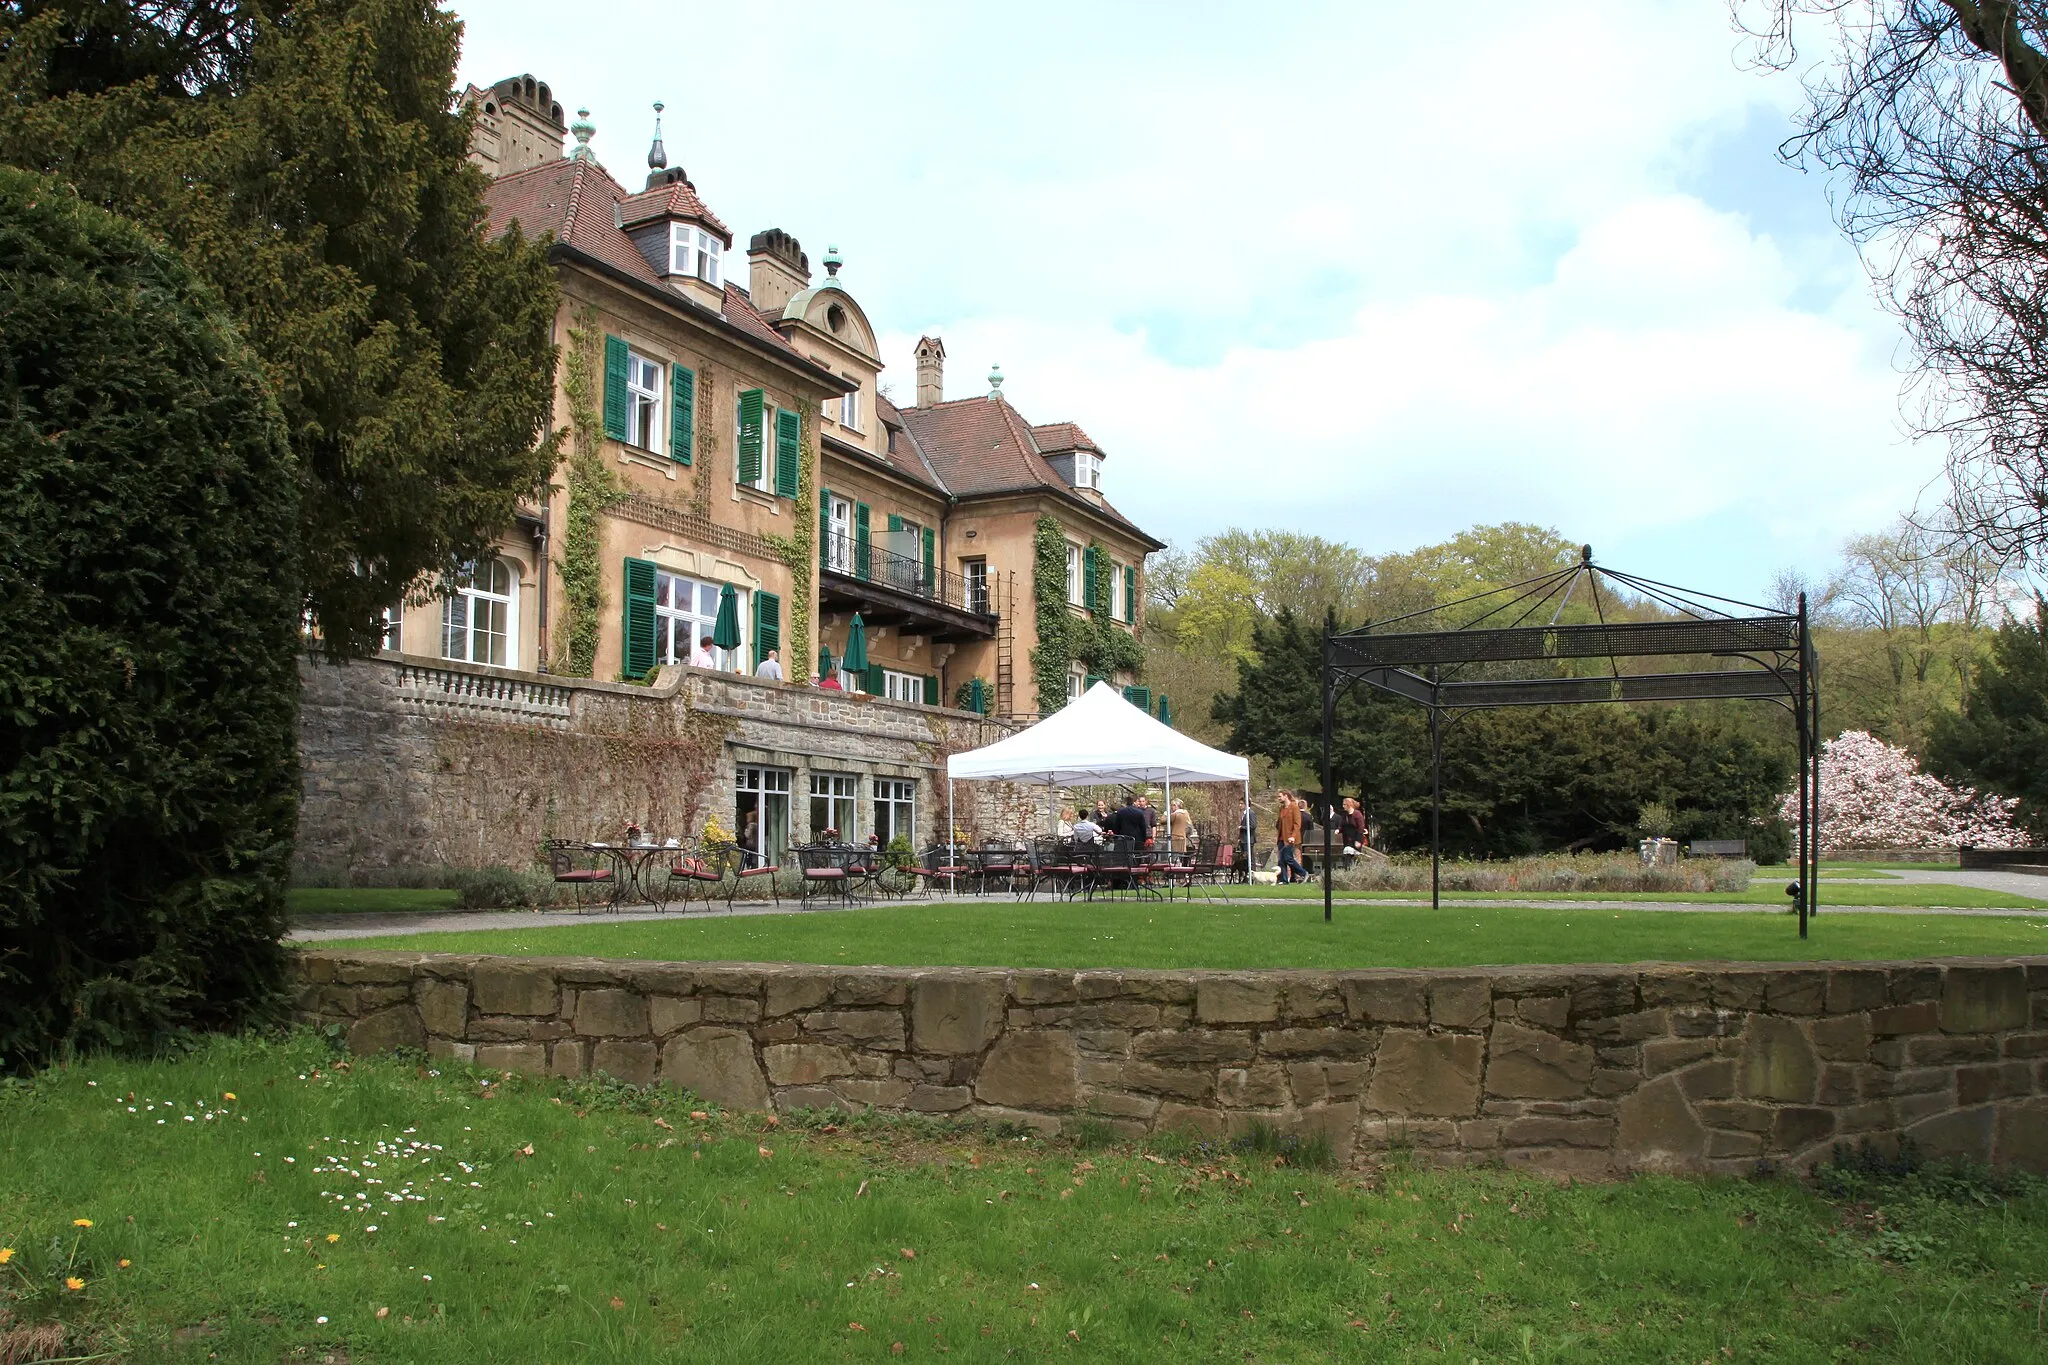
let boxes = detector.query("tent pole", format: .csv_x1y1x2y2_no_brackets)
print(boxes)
1321,622,1334,924
1430,668,1442,913
948,778,956,899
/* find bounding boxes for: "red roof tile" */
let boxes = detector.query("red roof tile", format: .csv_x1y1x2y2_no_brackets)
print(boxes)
872,394,947,493
618,174,731,242
721,284,808,363
483,157,655,287
1029,421,1099,454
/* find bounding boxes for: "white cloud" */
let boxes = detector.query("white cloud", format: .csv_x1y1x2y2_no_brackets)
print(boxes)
452,0,1932,596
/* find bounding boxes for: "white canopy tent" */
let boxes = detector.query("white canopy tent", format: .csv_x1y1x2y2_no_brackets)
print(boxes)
944,683,1251,862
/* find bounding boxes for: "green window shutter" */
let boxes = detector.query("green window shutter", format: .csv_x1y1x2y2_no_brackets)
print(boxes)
1124,565,1138,623
773,408,801,497
886,511,903,539
603,335,630,442
854,502,871,580
1082,546,1097,611
818,485,832,571
622,557,658,679
1123,685,1152,712
753,590,780,668
921,526,936,593
922,674,939,706
737,388,764,485
869,665,885,695
670,365,695,464
1083,673,1103,692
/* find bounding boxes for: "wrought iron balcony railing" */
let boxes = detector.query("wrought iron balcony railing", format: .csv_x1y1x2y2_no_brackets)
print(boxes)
822,530,993,617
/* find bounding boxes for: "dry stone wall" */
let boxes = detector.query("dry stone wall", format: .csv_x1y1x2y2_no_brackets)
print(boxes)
295,655,1033,880
297,951,2048,1177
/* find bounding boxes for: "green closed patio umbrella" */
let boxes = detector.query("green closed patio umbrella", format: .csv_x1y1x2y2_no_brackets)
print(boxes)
817,645,834,680
711,582,742,661
1156,693,1172,727
842,613,869,676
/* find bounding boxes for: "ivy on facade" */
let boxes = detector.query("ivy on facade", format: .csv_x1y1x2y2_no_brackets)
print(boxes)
760,405,817,674
1028,515,1142,714
556,309,623,677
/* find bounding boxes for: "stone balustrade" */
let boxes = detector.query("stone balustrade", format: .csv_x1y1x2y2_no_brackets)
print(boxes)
296,950,2048,1176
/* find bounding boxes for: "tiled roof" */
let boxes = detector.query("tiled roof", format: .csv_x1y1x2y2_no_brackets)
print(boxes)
872,394,948,493
1029,421,1099,454
618,174,731,242
895,396,1161,547
483,160,816,371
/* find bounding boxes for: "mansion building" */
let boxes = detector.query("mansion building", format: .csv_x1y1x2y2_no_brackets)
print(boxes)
297,73,1165,878
386,74,1162,719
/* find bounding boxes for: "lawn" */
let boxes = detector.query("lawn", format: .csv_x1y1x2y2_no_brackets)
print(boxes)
288,888,459,917
319,901,2048,971
4,1034,2044,1363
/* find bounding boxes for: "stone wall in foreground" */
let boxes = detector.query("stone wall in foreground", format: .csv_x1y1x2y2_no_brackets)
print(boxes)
295,951,2048,1177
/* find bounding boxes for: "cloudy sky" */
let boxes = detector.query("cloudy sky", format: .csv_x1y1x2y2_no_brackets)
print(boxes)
454,0,1931,602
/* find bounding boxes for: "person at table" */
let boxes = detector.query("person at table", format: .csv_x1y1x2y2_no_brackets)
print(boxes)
690,634,716,669
1057,806,1075,838
1070,809,1102,844
1275,791,1307,884
1091,799,1111,827
1169,799,1193,853
1107,793,1149,846
755,647,782,681
1136,795,1158,847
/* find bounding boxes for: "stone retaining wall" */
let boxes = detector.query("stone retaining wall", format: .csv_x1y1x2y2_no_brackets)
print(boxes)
296,950,2048,1177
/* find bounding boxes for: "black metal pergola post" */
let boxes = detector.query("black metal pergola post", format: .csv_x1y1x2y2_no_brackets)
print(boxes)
1316,550,1820,936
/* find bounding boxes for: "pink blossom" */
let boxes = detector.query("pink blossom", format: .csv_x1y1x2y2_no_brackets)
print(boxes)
1780,730,2030,853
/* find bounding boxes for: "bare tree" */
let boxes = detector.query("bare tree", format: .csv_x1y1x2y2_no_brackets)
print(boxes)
1741,2,2048,563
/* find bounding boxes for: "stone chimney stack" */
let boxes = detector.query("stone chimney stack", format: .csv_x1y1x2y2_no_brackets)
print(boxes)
467,74,568,177
746,230,810,317
914,335,946,407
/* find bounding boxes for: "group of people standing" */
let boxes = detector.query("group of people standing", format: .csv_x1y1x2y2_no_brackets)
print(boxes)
1059,794,1196,851
1269,791,1371,883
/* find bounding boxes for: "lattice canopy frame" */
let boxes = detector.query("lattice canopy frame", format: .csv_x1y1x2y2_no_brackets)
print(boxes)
1317,550,1821,935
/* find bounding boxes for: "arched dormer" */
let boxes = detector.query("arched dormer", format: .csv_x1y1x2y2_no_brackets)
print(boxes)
781,253,879,361
780,247,882,448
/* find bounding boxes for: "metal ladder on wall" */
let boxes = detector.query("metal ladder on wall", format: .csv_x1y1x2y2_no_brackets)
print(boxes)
994,569,1016,717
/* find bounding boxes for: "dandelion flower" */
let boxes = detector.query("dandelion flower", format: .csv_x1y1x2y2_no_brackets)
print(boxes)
72,1218,93,1228
224,1092,236,1101
118,1259,131,1269
0,1248,13,1264
326,1234,340,1243
65,1276,85,1291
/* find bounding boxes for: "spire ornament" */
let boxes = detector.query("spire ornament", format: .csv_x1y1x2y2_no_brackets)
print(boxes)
569,107,596,161
987,363,1004,399
647,101,667,170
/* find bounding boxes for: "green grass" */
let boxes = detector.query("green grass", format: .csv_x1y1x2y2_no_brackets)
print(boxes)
1223,882,2048,908
319,901,2048,970
4,1035,2044,1362
288,888,459,917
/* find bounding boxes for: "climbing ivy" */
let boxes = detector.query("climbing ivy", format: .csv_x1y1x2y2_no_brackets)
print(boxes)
759,405,817,677
556,309,622,677
1029,515,1142,714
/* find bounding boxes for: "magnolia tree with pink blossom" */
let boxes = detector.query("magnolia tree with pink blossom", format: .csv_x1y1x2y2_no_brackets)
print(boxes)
1780,731,2030,853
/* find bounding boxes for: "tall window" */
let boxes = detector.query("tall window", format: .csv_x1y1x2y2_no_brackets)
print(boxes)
873,778,916,849
654,570,741,671
669,223,723,286
838,387,861,433
881,669,922,704
1073,452,1102,490
735,766,790,868
626,351,663,452
826,495,853,573
809,773,859,842
1109,560,1126,622
442,558,518,666
963,558,988,614
1067,665,1085,704
381,601,404,653
1065,542,1083,605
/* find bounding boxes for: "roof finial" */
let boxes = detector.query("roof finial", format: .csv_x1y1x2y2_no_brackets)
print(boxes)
647,101,666,171
823,244,842,282
569,107,596,161
987,363,1004,399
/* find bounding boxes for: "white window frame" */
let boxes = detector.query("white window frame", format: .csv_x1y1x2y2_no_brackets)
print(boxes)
736,765,791,869
626,350,663,453
963,558,988,615
1073,451,1102,490
838,386,862,434
696,229,722,286
441,557,518,666
881,668,922,704
826,495,854,574
1067,665,1085,704
1065,542,1083,605
1110,560,1126,622
809,772,859,842
654,569,742,672
669,224,724,286
737,400,775,493
381,600,404,653
873,777,916,849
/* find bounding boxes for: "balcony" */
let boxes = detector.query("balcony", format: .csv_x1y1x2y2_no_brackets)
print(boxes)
819,530,997,641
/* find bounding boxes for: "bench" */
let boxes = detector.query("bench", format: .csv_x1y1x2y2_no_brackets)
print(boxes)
1688,839,1748,859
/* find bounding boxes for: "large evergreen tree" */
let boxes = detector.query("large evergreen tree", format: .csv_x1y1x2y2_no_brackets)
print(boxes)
0,0,559,654
1,165,301,1070
1926,600,2048,836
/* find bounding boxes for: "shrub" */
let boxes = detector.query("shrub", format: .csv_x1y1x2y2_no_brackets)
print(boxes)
450,866,568,910
0,169,301,1071
1328,852,1754,895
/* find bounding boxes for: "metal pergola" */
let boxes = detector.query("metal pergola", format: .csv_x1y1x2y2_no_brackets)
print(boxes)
1317,548,1822,935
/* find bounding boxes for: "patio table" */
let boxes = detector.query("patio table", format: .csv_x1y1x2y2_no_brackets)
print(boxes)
585,841,670,908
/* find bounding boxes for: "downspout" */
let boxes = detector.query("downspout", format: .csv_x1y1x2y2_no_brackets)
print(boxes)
534,503,551,674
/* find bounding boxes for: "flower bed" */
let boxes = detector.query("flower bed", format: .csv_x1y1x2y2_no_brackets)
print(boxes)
1328,851,1754,895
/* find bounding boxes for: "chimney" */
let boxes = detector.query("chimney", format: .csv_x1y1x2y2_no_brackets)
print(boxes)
747,229,809,316
469,73,569,177
914,335,946,407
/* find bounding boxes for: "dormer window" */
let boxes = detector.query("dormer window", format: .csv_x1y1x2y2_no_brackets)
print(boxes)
669,223,723,286
1073,451,1102,490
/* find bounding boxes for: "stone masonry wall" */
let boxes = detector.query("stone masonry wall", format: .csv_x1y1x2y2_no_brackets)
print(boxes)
295,655,1037,879
297,950,2048,1177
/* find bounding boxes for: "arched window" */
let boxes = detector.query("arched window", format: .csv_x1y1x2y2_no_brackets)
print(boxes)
442,557,518,666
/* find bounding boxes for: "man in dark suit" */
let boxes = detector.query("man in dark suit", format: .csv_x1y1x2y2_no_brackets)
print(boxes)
1107,794,1148,845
